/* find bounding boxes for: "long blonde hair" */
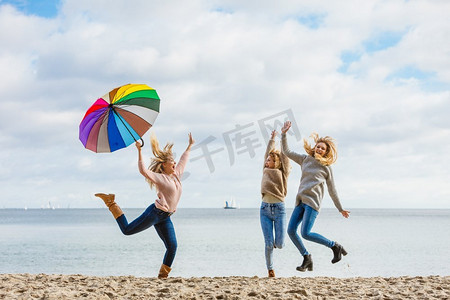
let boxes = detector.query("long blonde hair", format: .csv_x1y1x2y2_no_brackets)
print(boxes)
268,149,282,170
303,132,337,166
147,133,174,189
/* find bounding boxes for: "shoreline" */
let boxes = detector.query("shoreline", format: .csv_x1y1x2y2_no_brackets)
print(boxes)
1,274,448,299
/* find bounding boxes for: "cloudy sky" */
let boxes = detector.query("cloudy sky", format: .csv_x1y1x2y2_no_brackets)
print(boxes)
0,0,449,209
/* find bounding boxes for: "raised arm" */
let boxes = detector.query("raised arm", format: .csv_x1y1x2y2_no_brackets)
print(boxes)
175,132,195,175
280,121,306,165
136,141,158,183
279,146,291,176
263,130,276,169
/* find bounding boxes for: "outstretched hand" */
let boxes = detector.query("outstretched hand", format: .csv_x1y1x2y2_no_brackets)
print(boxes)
270,130,277,140
281,121,291,134
341,210,350,218
135,140,143,151
187,132,195,150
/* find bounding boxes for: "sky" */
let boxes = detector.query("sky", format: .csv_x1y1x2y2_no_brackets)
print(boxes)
0,0,449,209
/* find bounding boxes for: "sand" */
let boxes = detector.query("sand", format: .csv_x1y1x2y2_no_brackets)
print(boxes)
0,274,448,299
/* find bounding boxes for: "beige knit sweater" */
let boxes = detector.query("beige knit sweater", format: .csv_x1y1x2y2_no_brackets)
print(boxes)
261,139,290,202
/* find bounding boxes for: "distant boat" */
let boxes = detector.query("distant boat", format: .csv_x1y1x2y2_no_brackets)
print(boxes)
224,197,239,209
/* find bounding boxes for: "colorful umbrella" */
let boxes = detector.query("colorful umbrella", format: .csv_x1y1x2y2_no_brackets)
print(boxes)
79,83,160,153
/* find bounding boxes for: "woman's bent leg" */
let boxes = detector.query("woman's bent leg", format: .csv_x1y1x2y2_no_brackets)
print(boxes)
287,204,308,256
116,204,158,236
154,217,178,267
300,205,334,248
260,203,275,270
273,203,286,249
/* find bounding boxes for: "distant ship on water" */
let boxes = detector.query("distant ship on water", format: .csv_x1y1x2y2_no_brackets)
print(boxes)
223,197,239,209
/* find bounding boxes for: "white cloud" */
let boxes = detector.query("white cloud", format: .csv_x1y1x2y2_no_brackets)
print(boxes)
0,0,449,209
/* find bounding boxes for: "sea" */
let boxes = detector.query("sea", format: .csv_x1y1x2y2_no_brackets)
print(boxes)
1,208,449,278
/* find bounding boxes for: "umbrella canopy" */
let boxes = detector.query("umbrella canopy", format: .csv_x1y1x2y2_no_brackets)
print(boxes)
79,83,160,153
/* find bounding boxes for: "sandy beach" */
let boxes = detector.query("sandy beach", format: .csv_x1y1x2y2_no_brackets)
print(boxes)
0,274,448,299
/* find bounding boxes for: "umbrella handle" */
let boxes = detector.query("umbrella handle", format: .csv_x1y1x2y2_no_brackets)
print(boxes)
139,138,144,148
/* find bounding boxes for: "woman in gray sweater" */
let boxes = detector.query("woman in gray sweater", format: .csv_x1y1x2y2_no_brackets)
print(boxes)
281,121,350,272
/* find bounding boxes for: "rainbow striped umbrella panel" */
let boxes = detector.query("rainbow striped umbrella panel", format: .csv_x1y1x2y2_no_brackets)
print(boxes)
79,84,160,153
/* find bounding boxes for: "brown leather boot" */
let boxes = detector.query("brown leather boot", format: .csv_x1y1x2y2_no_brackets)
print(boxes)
108,204,123,219
95,193,123,219
268,270,275,278
95,193,116,207
158,264,172,279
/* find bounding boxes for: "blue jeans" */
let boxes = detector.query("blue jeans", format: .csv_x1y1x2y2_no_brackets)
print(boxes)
115,204,177,267
260,202,286,270
287,203,335,256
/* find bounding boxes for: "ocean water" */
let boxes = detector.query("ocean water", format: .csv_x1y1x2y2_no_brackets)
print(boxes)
0,208,449,278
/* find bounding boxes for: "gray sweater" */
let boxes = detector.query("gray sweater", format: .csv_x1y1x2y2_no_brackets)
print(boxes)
281,133,343,212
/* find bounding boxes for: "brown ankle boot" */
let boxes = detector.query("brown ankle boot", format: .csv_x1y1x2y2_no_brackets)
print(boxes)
95,193,116,207
268,270,275,278
158,264,172,279
95,193,123,219
108,204,123,219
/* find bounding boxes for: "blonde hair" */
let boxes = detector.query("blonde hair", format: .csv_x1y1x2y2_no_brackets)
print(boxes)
303,132,337,166
147,133,174,189
268,150,282,170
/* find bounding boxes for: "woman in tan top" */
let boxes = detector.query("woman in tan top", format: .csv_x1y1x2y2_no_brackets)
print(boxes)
95,132,194,279
260,130,291,277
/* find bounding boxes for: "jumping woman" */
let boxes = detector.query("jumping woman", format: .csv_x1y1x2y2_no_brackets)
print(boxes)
260,130,291,277
281,121,350,272
95,132,194,278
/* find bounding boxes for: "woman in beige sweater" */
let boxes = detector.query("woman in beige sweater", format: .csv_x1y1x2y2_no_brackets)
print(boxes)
260,130,291,277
